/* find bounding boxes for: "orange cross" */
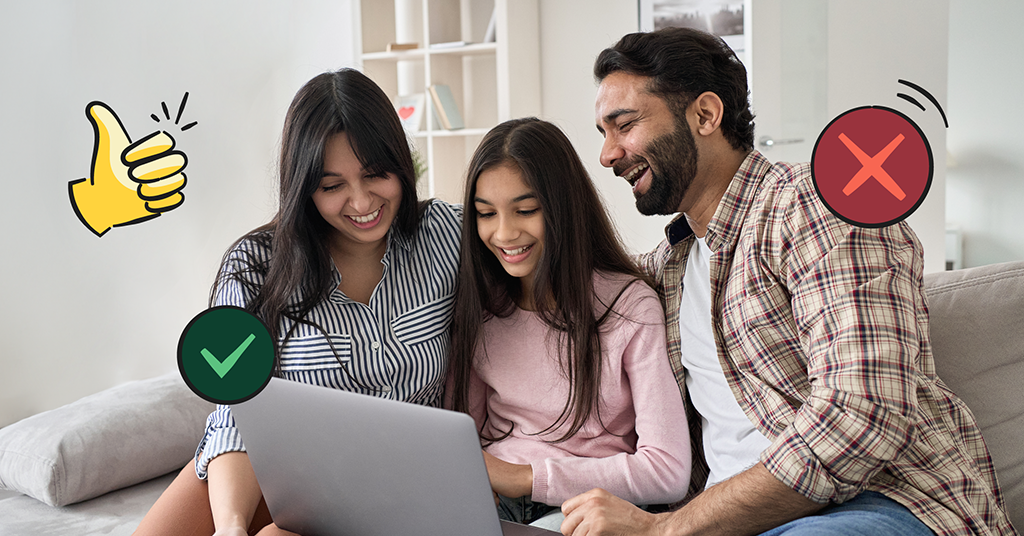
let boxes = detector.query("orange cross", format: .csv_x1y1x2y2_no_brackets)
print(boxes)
838,133,907,200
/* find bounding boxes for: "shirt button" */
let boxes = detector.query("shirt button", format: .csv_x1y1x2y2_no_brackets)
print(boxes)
371,341,381,350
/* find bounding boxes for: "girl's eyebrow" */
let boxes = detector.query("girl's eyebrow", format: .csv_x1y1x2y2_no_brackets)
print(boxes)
474,192,537,205
513,193,537,203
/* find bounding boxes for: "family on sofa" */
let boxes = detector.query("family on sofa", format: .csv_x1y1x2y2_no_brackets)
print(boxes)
1,27,1017,536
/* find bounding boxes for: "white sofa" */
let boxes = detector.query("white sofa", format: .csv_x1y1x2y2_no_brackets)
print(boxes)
1,261,1022,535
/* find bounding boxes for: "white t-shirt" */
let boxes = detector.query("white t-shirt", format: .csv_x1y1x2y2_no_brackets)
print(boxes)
678,235,771,488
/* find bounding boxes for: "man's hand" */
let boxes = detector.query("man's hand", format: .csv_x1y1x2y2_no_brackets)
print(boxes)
560,488,665,536
561,463,826,536
483,451,534,499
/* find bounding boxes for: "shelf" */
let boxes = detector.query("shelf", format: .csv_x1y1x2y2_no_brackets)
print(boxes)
427,42,497,56
355,0,540,202
362,42,495,63
362,49,427,61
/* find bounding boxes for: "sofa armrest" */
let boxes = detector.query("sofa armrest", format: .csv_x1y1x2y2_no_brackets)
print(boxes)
924,260,1024,528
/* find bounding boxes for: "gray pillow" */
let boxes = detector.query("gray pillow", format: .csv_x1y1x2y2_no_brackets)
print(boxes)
0,373,213,506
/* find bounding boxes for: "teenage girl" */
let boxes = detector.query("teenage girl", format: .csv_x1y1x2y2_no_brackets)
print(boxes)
448,118,690,530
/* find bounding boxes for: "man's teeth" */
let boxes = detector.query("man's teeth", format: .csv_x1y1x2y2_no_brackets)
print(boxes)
501,245,530,256
623,164,649,185
350,208,380,223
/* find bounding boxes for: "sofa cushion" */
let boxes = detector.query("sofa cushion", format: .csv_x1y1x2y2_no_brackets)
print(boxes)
924,260,1024,529
0,373,213,506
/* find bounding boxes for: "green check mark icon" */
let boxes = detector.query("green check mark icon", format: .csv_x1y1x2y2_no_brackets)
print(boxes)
201,333,256,379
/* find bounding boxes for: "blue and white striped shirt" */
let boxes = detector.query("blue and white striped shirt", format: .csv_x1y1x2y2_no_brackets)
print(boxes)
195,200,462,478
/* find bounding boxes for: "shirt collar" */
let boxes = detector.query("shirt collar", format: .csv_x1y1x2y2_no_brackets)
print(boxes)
328,224,412,288
389,224,412,253
663,150,771,251
665,213,694,246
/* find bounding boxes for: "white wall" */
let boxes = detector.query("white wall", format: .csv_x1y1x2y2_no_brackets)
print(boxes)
826,0,949,274
3,0,1013,428
0,0,357,427
947,0,1024,267
538,0,671,255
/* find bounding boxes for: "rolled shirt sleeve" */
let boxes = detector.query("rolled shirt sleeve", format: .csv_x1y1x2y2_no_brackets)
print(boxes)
193,237,267,479
194,404,247,479
750,174,924,503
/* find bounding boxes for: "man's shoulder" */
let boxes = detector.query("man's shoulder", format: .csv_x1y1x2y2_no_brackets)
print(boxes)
749,158,825,220
635,236,681,285
759,159,813,195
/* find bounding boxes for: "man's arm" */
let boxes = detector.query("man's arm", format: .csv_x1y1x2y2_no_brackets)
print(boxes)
560,462,824,536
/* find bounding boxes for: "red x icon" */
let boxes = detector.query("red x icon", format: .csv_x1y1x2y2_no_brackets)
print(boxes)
839,133,906,200
812,106,932,228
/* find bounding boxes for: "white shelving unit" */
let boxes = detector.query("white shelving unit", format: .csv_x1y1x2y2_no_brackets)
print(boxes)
354,0,541,203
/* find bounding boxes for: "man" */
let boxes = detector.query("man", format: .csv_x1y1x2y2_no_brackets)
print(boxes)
561,28,1016,536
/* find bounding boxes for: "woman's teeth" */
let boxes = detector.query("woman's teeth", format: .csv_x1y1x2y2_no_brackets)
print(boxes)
501,245,530,256
623,164,649,185
350,208,380,223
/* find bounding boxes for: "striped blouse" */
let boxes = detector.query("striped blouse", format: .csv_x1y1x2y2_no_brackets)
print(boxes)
194,200,462,479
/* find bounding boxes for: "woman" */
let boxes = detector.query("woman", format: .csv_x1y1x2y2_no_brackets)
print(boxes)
448,118,691,530
135,69,461,536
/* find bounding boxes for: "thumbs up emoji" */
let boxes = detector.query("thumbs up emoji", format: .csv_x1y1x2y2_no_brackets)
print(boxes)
69,101,188,236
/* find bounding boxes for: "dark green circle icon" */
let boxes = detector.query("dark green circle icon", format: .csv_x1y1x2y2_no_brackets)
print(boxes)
178,306,275,404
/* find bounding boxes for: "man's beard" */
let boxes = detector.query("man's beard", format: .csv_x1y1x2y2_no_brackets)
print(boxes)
626,119,699,216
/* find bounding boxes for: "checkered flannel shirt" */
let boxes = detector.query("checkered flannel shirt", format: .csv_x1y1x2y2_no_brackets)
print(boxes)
638,150,1016,535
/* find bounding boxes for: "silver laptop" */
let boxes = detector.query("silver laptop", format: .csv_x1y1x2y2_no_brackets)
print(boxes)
232,378,560,536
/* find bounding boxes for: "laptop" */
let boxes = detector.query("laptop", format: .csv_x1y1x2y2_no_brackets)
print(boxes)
231,377,561,536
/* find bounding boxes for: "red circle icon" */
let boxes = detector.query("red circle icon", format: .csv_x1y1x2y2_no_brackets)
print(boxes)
811,106,932,228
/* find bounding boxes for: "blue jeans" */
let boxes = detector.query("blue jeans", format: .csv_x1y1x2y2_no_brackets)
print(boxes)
758,492,935,536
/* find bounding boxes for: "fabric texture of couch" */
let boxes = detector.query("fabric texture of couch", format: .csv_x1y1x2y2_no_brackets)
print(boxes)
0,261,1020,535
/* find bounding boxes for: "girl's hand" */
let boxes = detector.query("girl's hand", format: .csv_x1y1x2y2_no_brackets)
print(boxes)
483,450,534,499
212,527,249,536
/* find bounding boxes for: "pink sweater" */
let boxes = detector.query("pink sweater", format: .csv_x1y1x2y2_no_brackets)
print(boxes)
466,272,691,505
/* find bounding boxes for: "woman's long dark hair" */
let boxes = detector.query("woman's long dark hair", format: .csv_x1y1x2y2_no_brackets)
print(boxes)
449,117,652,443
210,68,426,368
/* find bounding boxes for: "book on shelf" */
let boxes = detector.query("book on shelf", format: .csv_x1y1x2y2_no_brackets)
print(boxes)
429,41,471,50
393,93,425,132
484,6,497,43
427,84,464,130
386,42,419,52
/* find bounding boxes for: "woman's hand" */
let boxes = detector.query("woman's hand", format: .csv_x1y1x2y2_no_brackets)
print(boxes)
483,451,534,499
212,528,249,536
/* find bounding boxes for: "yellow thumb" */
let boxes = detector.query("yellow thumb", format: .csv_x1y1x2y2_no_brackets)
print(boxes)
87,101,134,190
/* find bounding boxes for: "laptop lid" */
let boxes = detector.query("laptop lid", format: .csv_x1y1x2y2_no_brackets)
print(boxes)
231,377,558,536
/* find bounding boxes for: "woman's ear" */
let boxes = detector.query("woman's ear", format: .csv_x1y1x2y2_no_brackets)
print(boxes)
693,91,725,137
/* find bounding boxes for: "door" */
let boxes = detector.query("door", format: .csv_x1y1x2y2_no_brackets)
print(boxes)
748,0,828,164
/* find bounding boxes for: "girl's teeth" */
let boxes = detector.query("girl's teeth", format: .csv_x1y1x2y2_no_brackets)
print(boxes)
351,208,380,223
502,245,529,255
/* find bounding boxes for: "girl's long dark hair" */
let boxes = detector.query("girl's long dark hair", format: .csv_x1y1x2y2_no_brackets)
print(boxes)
210,69,426,369
449,117,652,443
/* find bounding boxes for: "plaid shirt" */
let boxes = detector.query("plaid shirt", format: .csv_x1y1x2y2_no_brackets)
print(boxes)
638,150,1016,535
